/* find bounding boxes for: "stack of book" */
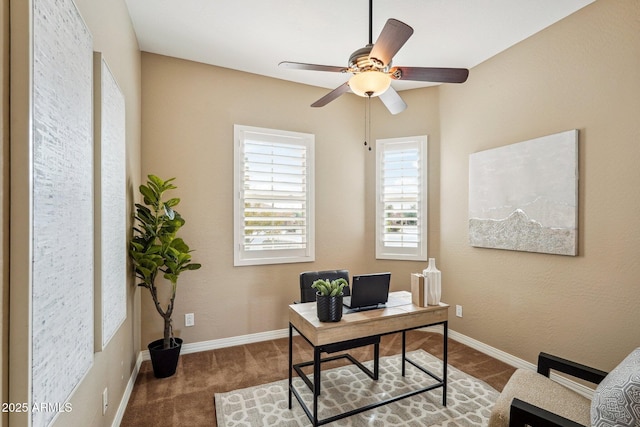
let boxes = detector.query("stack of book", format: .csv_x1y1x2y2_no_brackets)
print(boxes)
411,273,426,307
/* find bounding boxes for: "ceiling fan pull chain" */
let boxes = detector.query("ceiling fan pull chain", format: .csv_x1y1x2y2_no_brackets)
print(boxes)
368,96,372,151
365,95,372,151
363,95,368,148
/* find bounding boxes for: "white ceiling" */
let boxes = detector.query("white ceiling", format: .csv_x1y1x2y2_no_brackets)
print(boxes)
124,0,594,92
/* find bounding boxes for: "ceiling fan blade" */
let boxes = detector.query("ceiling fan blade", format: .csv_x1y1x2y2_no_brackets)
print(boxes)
311,82,351,107
391,66,469,83
379,86,407,115
279,61,347,73
369,19,414,68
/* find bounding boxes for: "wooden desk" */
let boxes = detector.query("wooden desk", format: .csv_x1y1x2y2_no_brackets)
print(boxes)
288,291,449,426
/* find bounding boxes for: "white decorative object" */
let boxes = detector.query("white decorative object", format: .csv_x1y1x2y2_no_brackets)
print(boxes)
32,0,94,425
94,53,127,350
469,130,578,256
422,258,442,306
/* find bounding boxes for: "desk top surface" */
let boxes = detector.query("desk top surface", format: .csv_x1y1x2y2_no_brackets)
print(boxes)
289,291,449,346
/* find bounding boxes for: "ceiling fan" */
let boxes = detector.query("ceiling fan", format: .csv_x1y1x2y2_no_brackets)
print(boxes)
279,0,469,115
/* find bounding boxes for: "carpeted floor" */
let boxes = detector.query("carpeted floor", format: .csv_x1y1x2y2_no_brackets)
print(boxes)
216,350,500,426
120,331,516,426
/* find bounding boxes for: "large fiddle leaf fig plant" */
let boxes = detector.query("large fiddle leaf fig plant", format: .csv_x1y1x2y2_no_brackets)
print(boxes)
129,175,201,349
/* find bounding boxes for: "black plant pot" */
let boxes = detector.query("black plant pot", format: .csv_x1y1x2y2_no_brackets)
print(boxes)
148,337,183,378
316,293,344,322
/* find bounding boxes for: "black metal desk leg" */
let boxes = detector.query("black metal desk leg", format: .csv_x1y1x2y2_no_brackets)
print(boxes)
402,330,407,376
313,346,321,426
288,323,293,409
443,321,448,406
374,342,380,380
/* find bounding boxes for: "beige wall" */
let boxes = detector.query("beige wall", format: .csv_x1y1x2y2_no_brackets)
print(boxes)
439,0,640,370
140,0,639,373
140,53,437,345
8,0,141,426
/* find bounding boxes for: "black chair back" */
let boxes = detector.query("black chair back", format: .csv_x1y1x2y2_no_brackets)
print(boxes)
299,270,351,303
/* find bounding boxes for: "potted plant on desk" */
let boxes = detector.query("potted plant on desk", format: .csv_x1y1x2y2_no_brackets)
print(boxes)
129,175,201,378
312,278,347,322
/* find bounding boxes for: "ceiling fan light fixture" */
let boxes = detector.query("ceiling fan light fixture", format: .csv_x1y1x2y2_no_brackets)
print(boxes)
348,71,391,97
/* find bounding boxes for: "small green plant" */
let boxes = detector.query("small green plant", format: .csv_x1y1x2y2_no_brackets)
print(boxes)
312,278,348,297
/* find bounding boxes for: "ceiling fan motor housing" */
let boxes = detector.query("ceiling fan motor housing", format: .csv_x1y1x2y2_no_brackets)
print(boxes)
348,45,390,72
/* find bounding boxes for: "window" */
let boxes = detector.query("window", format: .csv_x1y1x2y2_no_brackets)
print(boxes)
234,125,315,266
376,136,428,261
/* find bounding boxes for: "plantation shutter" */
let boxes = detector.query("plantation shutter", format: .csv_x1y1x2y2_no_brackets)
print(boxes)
376,136,428,260
234,125,315,266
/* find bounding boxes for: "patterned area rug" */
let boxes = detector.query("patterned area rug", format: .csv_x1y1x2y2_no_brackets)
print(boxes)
215,350,499,426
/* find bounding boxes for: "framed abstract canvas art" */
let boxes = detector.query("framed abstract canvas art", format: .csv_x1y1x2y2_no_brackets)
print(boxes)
31,0,94,425
94,52,127,351
469,130,578,256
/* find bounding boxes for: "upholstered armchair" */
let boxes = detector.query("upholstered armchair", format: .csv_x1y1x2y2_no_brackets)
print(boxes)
489,348,640,427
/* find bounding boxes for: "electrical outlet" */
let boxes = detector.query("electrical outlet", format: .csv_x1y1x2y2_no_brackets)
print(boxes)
102,388,108,415
185,313,195,327
455,305,463,318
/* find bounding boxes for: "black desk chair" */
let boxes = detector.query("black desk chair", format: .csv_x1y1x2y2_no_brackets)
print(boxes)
293,270,381,392
298,269,351,304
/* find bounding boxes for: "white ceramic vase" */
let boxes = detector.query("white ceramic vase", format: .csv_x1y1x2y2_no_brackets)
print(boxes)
422,258,441,306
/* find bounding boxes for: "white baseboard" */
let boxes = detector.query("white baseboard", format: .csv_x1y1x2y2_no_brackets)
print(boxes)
140,328,291,361
447,329,536,370
112,351,143,427
446,329,595,399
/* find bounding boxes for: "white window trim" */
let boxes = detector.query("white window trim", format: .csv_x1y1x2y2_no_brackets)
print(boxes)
375,135,428,261
234,124,315,266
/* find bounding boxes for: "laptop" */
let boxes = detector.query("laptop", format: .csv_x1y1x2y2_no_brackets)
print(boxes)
343,273,391,310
